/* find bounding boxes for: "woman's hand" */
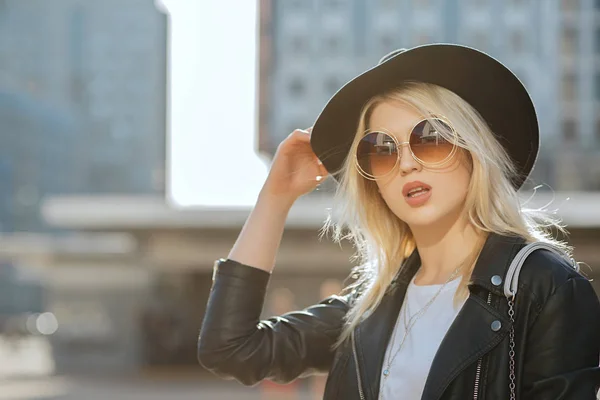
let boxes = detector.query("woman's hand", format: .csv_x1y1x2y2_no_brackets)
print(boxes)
262,128,329,204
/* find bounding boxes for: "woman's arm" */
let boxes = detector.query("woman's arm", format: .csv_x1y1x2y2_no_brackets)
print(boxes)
226,127,328,273
198,128,335,386
522,276,600,399
225,185,294,274
198,258,349,386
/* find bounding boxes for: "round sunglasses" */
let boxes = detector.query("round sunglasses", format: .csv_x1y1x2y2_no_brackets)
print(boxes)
355,117,458,180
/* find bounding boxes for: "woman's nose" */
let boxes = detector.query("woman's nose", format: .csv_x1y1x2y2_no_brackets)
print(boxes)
398,143,421,175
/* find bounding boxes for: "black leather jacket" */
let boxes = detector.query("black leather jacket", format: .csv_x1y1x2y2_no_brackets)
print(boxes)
198,233,600,399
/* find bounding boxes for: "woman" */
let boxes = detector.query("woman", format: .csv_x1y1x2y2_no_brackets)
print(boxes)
198,44,600,399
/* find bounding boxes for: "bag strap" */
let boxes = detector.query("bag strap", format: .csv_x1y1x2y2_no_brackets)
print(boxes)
503,241,578,299
502,242,578,400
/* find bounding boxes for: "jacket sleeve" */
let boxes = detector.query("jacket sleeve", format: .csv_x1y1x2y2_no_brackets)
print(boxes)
522,276,600,399
197,259,350,386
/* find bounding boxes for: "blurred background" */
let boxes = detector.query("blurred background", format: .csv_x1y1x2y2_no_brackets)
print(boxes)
0,0,599,399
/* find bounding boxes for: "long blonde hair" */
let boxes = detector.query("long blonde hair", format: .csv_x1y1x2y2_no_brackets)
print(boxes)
321,82,571,349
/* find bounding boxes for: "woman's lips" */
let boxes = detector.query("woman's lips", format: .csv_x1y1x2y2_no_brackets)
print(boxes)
405,187,432,207
402,181,432,196
402,181,432,207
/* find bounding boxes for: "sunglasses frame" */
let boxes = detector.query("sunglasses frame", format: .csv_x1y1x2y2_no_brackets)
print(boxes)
355,115,459,181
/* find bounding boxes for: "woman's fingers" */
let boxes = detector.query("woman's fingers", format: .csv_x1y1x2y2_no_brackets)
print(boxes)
292,129,311,142
319,163,329,178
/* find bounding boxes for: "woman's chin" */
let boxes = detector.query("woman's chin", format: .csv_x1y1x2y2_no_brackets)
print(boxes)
395,205,447,228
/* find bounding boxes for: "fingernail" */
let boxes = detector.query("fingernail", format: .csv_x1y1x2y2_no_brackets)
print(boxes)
316,175,323,182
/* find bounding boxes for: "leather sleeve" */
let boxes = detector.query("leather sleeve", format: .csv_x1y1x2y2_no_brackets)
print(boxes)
522,276,600,399
197,259,350,386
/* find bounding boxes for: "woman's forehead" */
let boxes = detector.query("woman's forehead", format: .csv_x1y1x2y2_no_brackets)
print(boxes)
368,101,425,139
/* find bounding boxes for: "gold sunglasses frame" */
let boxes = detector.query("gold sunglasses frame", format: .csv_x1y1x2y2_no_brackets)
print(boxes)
354,116,459,181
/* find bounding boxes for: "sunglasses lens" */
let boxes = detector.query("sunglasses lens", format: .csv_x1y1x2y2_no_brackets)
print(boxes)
409,118,455,164
356,131,398,177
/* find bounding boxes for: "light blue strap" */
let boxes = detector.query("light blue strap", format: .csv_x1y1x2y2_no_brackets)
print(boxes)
503,242,579,299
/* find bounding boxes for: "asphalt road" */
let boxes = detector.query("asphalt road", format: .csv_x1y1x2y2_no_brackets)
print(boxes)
0,335,322,400
0,375,318,400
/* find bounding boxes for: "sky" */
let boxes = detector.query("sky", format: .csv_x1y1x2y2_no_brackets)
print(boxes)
159,0,269,208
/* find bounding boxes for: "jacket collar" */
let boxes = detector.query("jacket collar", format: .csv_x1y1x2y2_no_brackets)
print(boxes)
389,232,526,294
468,232,526,296
354,232,527,400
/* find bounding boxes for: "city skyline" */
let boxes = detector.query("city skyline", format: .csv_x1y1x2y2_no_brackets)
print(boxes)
0,0,167,231
1,0,600,229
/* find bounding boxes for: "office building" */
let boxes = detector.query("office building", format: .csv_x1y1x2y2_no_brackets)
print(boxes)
259,0,600,191
0,0,167,232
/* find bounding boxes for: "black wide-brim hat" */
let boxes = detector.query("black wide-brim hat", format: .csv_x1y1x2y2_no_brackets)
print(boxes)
310,43,539,189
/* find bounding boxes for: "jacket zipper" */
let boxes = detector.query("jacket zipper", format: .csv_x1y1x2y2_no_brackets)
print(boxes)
473,291,492,399
351,330,366,400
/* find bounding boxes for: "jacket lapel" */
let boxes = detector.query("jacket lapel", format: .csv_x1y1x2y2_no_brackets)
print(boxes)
354,250,421,399
419,294,511,399
420,233,526,400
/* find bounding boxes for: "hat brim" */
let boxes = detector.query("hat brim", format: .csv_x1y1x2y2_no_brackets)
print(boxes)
310,43,539,189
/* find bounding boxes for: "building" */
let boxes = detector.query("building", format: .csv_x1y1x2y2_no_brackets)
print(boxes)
0,92,78,232
552,0,600,190
0,0,167,232
258,0,600,192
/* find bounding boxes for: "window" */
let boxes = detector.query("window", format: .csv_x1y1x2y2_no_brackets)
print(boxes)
415,0,430,9
288,78,305,98
510,30,525,54
69,7,85,102
562,120,577,142
561,0,579,11
596,27,600,54
379,34,396,51
415,32,432,45
562,73,577,101
595,73,600,100
69,7,84,70
324,36,342,54
290,36,308,54
325,76,342,94
470,0,488,7
287,0,309,11
472,31,489,50
379,0,398,10
563,26,578,55
323,0,345,10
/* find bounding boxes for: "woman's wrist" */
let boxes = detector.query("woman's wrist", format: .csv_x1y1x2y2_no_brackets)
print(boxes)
258,182,297,212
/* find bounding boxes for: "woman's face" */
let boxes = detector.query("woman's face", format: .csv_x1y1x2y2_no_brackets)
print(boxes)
366,101,472,228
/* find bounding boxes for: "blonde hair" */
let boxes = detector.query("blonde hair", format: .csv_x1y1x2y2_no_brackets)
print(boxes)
321,82,571,349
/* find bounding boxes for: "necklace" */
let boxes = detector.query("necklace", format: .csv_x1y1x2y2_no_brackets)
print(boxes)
380,263,464,399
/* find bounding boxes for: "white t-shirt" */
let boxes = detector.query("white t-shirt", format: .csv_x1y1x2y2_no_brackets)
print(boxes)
379,274,467,400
